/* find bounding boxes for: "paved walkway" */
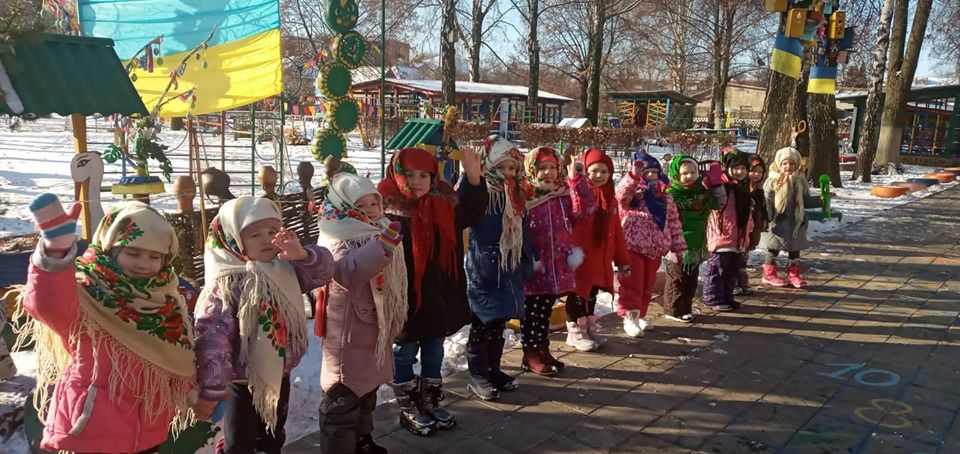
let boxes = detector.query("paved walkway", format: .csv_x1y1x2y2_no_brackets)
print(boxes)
288,186,960,454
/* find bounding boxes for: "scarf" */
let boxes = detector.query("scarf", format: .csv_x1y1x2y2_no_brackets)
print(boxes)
525,146,570,209
317,173,408,367
766,147,807,235
583,149,617,246
633,151,668,230
722,149,752,232
16,202,196,431
376,147,458,311
195,197,308,432
483,135,528,271
667,155,713,270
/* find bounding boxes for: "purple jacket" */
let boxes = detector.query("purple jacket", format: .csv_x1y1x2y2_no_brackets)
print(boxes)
195,244,334,400
524,175,595,296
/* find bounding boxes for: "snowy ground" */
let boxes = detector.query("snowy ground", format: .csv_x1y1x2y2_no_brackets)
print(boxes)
1,118,956,449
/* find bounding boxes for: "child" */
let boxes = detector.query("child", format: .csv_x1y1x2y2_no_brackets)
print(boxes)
569,148,630,350
464,136,536,400
377,147,486,434
760,147,821,288
737,154,769,294
663,155,726,323
193,196,334,454
521,146,593,374
23,196,196,453
702,149,754,311
616,152,686,336
315,173,407,453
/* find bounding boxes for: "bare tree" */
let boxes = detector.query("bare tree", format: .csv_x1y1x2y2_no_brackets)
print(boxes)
928,0,960,79
455,0,512,82
440,0,458,105
872,0,934,171
583,0,643,124
511,0,576,122
853,0,894,182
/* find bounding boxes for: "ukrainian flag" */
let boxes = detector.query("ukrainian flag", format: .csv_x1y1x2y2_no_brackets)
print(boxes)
78,0,282,117
808,65,837,95
770,34,803,79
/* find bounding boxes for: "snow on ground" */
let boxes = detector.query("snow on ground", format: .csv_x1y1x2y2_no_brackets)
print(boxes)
2,119,957,447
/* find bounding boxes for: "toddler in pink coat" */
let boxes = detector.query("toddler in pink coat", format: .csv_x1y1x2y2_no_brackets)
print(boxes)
22,195,196,453
616,152,685,337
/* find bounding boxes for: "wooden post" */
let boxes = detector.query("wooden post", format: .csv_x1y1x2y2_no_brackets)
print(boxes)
221,111,227,171
71,113,93,240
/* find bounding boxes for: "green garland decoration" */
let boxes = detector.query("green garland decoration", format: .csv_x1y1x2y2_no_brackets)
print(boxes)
329,98,360,132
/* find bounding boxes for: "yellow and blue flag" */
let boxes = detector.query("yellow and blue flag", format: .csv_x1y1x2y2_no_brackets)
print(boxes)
79,0,283,117
770,34,803,79
808,65,837,95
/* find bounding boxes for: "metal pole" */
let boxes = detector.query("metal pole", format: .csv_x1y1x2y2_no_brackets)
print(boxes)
221,111,226,171
251,103,256,194
380,0,387,178
279,95,286,191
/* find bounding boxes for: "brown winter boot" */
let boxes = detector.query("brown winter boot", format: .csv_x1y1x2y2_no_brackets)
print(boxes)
541,346,565,370
521,347,558,376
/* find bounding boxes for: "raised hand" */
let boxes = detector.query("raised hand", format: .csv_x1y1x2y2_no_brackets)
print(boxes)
272,228,309,261
378,221,403,254
462,147,483,186
567,156,579,177
29,193,81,256
702,161,723,188
630,159,647,179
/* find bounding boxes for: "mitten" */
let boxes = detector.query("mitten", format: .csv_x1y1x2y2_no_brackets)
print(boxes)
701,162,724,189
378,221,403,253
630,159,647,179
29,193,81,252
211,399,227,423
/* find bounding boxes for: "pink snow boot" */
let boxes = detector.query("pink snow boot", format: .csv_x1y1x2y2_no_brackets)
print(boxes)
762,263,787,287
786,262,807,289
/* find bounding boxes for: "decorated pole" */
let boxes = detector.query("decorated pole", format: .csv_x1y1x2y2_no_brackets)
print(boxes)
380,0,387,178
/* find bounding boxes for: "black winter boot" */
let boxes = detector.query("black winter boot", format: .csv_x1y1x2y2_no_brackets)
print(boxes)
418,378,457,429
487,333,518,391
356,434,387,453
389,381,436,436
466,332,500,401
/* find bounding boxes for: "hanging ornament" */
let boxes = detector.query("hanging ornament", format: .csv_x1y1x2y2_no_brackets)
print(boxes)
131,73,138,82
202,60,208,69
178,66,186,76
156,56,164,65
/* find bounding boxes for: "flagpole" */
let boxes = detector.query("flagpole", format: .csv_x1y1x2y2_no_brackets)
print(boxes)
380,0,386,179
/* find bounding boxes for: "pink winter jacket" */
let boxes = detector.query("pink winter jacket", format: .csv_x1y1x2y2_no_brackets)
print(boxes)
617,176,686,259
707,189,754,253
321,238,395,397
24,244,176,453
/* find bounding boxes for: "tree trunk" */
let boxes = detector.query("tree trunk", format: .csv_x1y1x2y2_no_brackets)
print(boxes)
873,0,933,171
527,0,540,123
757,70,798,164
440,0,458,106
792,56,811,157
808,93,842,188
710,1,723,128
714,4,733,129
584,0,606,125
853,0,894,182
469,0,483,82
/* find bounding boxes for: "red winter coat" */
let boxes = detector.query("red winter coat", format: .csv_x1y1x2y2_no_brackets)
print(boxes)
572,191,629,298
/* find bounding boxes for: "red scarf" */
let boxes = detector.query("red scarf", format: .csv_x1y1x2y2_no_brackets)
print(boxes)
583,149,616,245
377,148,458,311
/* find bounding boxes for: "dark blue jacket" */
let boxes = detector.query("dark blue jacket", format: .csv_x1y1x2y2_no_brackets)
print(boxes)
465,199,537,323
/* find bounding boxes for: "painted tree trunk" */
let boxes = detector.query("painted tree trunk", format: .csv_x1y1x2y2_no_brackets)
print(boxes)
757,70,799,165
527,0,540,123
584,0,606,125
808,93,842,188
792,59,811,157
853,0,894,182
469,0,483,82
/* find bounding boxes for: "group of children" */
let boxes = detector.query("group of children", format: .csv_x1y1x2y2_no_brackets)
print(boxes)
17,137,820,454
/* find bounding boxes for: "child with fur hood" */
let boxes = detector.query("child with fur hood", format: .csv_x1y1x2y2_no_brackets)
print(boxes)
702,149,754,311
736,153,769,294
193,196,335,454
315,172,407,454
376,146,487,435
520,146,594,375
616,152,685,337
759,147,821,289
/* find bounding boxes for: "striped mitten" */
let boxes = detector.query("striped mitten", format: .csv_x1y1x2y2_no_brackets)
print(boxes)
29,193,81,252
378,221,403,253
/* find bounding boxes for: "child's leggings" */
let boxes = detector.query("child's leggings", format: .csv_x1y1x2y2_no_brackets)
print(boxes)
737,252,750,290
219,375,291,454
663,260,699,317
565,287,600,322
522,294,556,349
616,252,660,317
702,251,740,307
765,249,800,264
318,383,379,454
